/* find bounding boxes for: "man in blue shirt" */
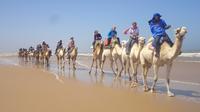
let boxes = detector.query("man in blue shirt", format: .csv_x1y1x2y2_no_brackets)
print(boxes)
149,13,173,57
107,26,119,46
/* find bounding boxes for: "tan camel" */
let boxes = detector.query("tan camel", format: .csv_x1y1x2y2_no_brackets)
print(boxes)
56,48,66,69
41,45,51,66
67,47,78,70
89,40,103,74
121,37,145,84
140,27,187,97
101,37,123,76
28,50,34,62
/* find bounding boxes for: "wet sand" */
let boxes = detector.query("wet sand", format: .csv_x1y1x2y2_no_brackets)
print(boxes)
0,65,200,112
78,55,200,83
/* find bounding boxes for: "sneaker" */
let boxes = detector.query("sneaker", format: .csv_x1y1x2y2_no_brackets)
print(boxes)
148,45,155,51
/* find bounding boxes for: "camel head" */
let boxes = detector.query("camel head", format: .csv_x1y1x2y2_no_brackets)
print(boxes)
138,37,145,46
111,37,119,48
121,40,127,48
175,27,188,40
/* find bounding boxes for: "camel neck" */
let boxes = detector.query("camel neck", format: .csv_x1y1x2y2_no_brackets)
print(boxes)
171,35,183,59
115,44,122,55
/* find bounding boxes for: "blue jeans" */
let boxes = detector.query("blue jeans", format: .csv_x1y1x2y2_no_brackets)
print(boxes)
126,37,137,55
152,33,173,55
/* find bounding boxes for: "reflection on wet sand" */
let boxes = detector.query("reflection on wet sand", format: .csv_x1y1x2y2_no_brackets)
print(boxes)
15,56,200,103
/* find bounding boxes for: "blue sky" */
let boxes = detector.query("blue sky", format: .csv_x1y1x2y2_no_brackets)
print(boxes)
0,0,200,53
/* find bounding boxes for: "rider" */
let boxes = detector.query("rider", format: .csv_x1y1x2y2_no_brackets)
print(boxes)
123,22,139,55
55,40,63,54
92,30,102,51
42,41,49,50
41,41,52,56
67,37,75,55
28,46,34,52
148,13,173,57
107,25,120,46
36,44,42,52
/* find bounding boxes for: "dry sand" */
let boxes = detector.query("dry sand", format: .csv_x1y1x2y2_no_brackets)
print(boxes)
0,65,199,112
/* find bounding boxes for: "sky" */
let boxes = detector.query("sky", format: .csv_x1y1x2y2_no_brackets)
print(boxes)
0,0,200,53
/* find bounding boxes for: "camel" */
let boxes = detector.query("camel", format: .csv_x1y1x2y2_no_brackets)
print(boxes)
28,50,35,62
121,37,145,85
41,46,51,66
42,49,51,66
67,47,78,70
56,48,66,69
89,40,103,74
140,27,187,97
101,37,123,76
34,50,42,64
21,49,28,62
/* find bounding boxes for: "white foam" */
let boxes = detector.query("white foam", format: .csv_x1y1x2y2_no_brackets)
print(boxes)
0,52,18,57
180,53,200,58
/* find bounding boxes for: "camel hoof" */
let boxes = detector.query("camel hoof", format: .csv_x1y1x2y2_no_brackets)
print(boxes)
150,88,156,93
130,82,137,88
143,86,150,92
168,91,175,97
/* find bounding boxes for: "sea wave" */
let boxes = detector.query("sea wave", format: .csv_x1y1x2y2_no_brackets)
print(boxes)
180,53,200,58
0,52,18,57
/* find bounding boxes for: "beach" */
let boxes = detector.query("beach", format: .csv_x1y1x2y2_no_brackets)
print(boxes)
0,65,200,112
0,54,200,112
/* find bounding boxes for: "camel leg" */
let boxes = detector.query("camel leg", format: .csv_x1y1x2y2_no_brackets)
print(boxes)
133,63,138,83
95,59,98,73
98,58,102,71
63,57,66,70
122,60,126,77
101,55,106,73
113,57,118,75
110,58,116,75
73,58,76,70
118,58,123,78
166,63,174,97
151,65,159,93
89,58,94,74
130,58,135,82
141,64,149,91
57,58,60,69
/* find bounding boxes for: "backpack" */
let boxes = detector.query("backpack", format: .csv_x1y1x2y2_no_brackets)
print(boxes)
104,38,109,46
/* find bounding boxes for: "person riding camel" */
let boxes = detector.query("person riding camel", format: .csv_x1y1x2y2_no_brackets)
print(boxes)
36,44,42,52
28,46,34,52
148,13,173,57
124,22,139,55
67,37,75,56
55,40,63,54
92,30,102,52
42,41,49,51
41,41,52,56
107,26,120,46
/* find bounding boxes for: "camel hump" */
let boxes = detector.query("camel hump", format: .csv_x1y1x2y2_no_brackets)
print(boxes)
147,37,154,43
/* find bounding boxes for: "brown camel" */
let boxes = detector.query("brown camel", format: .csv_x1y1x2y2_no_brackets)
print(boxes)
89,40,103,74
56,48,66,69
67,47,78,70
